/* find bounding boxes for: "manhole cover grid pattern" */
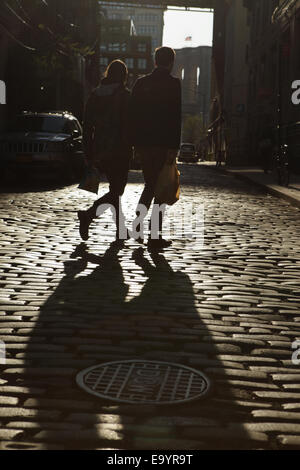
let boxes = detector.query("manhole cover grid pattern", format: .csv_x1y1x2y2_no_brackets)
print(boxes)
81,361,208,404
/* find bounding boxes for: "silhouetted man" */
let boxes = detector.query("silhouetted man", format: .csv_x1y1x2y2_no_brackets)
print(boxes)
131,46,181,249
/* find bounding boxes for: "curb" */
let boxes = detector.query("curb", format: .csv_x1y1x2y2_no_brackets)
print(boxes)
200,164,300,210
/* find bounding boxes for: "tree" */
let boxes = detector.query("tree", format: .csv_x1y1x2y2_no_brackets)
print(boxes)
0,1,99,58
1,1,101,122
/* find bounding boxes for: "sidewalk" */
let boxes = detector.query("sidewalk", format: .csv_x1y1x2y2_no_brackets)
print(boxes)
200,163,300,209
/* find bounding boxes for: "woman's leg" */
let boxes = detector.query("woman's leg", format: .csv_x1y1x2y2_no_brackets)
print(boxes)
86,191,113,219
78,159,129,241
105,160,129,240
78,190,113,241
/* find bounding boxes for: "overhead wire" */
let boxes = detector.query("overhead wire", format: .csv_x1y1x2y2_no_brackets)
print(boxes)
0,0,99,57
0,22,36,50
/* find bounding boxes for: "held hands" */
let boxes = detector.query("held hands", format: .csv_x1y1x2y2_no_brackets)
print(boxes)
166,149,178,164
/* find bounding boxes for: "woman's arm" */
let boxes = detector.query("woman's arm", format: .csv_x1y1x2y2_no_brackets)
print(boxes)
121,89,132,149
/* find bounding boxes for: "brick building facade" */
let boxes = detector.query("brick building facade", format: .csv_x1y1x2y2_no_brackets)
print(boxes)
99,1,165,51
99,18,153,88
209,0,299,169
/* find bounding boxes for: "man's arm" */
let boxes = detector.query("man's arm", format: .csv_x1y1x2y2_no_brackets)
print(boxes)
174,78,182,150
166,78,181,162
120,90,132,148
129,78,143,146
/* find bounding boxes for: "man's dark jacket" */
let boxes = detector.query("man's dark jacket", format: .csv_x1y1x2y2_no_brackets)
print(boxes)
130,67,181,149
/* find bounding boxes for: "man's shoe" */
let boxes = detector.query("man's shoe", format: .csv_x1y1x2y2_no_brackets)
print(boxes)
148,238,172,251
78,211,91,241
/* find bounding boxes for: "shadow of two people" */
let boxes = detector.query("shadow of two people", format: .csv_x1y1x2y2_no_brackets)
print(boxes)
22,241,225,449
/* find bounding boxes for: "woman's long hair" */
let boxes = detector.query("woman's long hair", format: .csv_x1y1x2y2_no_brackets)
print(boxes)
104,59,128,85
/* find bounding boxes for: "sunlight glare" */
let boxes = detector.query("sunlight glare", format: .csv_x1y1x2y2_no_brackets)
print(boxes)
163,8,213,49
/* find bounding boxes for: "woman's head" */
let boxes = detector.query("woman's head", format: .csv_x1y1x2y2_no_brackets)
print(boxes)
104,59,128,85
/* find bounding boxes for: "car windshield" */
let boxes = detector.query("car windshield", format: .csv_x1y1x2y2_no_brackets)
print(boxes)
13,116,70,134
182,145,195,151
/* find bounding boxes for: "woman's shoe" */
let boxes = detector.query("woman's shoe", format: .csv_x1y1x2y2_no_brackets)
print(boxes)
78,211,91,241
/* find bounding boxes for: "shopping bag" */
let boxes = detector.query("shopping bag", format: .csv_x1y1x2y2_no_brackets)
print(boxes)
78,166,100,194
154,161,180,206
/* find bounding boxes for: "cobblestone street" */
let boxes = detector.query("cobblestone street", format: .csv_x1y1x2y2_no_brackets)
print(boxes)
0,164,300,450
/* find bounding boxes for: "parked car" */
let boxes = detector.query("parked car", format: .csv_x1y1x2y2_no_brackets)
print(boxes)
178,143,198,163
0,111,84,181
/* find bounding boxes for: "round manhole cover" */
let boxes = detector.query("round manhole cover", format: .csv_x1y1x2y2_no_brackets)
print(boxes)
76,360,210,405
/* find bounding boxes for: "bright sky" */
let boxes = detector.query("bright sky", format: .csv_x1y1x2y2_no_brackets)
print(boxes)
163,8,214,49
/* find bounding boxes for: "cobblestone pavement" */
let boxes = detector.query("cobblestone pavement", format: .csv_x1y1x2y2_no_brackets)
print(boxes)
0,165,300,450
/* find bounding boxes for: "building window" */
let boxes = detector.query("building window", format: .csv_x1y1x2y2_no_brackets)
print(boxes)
108,13,122,20
100,57,108,66
137,25,157,35
125,58,134,69
137,42,146,52
108,43,120,51
138,58,147,70
152,38,160,49
137,25,145,35
181,68,185,80
136,13,158,22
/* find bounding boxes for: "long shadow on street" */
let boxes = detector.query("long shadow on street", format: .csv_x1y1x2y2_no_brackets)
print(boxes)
15,239,259,450
1,165,285,450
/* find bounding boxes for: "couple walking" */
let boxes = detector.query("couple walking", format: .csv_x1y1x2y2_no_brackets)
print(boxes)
78,46,181,250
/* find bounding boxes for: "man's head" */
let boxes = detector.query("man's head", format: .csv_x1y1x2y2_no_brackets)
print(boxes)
154,46,175,72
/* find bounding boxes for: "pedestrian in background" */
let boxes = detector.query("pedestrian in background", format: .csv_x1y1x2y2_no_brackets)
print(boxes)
78,60,131,242
259,128,274,174
130,46,182,250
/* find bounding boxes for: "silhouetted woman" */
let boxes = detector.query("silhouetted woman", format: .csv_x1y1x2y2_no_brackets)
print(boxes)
78,60,131,241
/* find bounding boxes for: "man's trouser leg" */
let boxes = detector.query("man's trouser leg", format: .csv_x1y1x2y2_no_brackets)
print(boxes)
149,197,166,240
136,147,167,239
